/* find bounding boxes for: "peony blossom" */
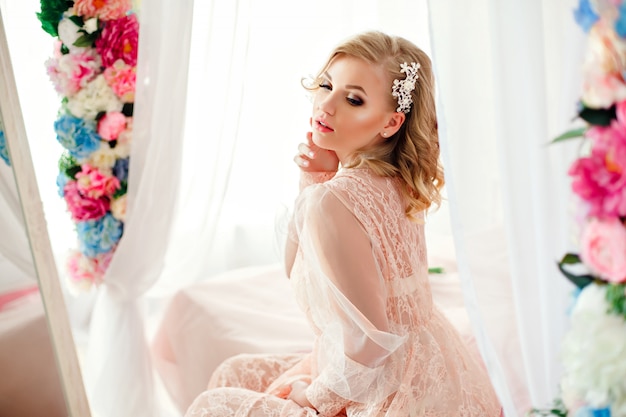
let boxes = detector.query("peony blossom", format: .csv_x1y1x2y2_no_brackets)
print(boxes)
103,59,136,101
75,164,120,199
63,180,109,221
98,111,127,141
569,124,626,218
74,0,131,21
581,21,626,107
46,49,102,97
95,14,139,68
66,249,114,291
66,74,124,120
580,217,626,283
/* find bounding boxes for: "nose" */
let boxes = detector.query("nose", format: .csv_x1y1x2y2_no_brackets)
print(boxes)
316,91,336,116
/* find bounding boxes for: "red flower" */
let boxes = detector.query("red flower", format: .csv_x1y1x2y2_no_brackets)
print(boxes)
95,14,139,68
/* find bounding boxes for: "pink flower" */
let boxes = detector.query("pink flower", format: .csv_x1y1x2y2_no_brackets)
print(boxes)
95,14,139,68
75,164,121,199
64,180,109,221
580,217,626,283
67,249,114,290
103,59,136,101
74,0,131,21
98,111,127,141
45,49,102,97
580,22,626,108
569,123,626,217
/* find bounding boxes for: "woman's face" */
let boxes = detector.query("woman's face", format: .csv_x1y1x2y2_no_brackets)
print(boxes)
311,55,402,163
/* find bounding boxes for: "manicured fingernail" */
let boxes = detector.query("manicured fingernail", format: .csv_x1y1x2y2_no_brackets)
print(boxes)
302,160,309,167
308,151,315,158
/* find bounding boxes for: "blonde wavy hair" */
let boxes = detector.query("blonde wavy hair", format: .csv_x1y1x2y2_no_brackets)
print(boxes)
307,31,444,220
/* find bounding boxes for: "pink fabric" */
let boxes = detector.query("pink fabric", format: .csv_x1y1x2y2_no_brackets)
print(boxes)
151,264,314,412
0,285,39,312
183,168,502,417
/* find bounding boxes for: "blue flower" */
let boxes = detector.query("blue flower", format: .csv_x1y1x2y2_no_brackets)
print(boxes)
615,3,626,38
113,157,129,182
56,171,70,197
574,0,599,33
54,114,101,160
0,129,10,166
77,213,123,257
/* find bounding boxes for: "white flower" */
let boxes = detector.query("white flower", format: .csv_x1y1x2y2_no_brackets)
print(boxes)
66,75,123,120
58,15,85,52
86,144,117,172
110,195,127,221
84,18,99,34
113,141,131,159
561,283,626,415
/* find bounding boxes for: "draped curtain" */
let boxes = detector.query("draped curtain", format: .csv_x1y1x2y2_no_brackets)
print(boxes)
428,0,585,414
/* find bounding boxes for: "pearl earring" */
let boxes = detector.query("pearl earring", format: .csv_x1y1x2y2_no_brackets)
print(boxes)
382,132,388,137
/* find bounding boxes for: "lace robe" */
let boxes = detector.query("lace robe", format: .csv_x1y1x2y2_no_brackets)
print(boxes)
185,168,502,417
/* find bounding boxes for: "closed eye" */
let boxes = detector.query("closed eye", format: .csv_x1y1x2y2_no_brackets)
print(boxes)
347,95,363,106
319,82,332,91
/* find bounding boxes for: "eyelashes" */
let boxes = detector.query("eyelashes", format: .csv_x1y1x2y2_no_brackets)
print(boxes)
317,82,364,106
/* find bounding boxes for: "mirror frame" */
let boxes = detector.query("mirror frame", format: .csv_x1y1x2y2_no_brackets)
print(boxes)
0,7,91,417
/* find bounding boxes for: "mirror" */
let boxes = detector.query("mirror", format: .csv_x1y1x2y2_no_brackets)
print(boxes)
0,6,90,417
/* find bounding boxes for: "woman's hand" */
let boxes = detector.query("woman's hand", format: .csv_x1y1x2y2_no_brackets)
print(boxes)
294,128,339,173
288,380,316,409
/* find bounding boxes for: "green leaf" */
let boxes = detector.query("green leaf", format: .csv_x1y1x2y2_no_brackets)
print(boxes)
559,253,581,265
36,0,74,37
113,180,128,199
605,283,626,320
428,267,444,274
65,165,81,179
68,15,84,27
59,151,78,172
557,253,594,289
73,33,97,48
551,127,587,144
577,102,616,126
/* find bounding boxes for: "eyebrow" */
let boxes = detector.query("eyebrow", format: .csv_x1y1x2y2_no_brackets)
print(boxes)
323,71,368,96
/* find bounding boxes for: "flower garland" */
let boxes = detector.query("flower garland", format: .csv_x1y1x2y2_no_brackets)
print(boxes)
37,0,138,291
530,1,626,416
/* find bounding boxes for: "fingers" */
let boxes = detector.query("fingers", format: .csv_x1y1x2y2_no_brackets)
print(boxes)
293,154,310,168
298,142,314,159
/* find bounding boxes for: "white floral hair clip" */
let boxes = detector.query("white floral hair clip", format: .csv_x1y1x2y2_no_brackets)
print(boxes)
391,62,420,113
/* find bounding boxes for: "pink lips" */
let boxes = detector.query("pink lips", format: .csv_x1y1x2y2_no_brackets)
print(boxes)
314,118,334,133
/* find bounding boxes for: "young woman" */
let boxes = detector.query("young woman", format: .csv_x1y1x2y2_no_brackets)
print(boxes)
185,31,502,417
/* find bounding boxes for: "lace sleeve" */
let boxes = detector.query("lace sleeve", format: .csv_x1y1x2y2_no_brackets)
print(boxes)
295,186,407,415
299,171,336,192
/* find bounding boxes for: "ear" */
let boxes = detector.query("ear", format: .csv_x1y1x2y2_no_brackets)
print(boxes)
383,112,406,137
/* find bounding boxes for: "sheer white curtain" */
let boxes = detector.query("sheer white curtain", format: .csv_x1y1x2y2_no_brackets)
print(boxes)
84,2,194,417
428,0,585,415
0,1,42,293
